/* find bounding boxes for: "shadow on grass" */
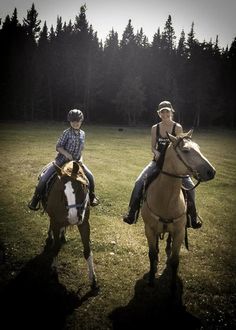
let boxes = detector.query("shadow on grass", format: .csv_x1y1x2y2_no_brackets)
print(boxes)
110,266,202,330
0,245,97,330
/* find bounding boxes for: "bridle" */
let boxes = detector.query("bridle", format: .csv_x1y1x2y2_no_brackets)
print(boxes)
158,137,202,191
53,161,90,216
66,191,89,211
66,187,89,224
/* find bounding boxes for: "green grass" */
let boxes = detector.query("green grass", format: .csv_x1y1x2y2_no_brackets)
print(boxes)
0,123,236,329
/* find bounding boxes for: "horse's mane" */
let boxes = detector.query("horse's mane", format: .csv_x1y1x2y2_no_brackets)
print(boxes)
156,142,169,170
62,161,89,186
144,143,169,191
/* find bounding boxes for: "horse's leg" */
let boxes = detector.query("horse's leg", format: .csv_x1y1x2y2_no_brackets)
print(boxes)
60,227,67,244
145,224,158,286
50,224,63,273
45,223,54,247
169,228,185,270
168,227,185,291
45,223,66,249
78,220,98,290
165,233,172,259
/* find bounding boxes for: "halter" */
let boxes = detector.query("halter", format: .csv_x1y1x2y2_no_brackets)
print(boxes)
159,137,201,191
54,162,90,224
66,191,89,211
66,190,89,225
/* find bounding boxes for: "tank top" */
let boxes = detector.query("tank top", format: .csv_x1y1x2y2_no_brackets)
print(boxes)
155,122,176,153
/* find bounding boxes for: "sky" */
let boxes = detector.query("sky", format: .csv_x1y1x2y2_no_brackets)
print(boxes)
1,0,236,49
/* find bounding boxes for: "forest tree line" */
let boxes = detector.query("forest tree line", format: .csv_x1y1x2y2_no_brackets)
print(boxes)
0,4,235,127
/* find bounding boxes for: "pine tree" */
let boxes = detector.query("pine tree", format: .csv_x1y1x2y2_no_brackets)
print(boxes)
23,3,41,42
116,75,146,125
22,3,41,119
102,29,122,122
120,19,135,47
177,30,187,57
152,28,162,52
0,9,25,119
162,15,176,53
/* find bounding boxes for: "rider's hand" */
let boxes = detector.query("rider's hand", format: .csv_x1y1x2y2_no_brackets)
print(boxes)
154,151,160,161
64,151,73,160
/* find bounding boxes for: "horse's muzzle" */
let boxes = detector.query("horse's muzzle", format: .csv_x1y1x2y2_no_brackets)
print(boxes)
207,168,216,181
195,164,216,182
202,167,216,181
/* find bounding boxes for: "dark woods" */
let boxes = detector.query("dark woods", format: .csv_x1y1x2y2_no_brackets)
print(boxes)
0,4,235,127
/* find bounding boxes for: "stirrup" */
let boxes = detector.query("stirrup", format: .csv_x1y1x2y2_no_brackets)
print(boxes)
187,214,202,229
90,196,99,207
123,214,135,225
123,209,139,225
28,195,41,211
28,201,40,211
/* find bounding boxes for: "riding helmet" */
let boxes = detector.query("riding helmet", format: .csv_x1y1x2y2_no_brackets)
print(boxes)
67,109,84,122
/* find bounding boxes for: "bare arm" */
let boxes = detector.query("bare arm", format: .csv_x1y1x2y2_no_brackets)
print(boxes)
151,125,160,161
175,123,183,136
56,147,73,160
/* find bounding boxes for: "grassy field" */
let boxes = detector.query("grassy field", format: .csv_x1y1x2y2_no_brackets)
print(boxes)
0,122,236,329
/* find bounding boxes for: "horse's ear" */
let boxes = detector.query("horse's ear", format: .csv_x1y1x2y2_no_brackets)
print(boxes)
167,132,177,144
186,129,193,138
72,161,79,175
53,162,63,177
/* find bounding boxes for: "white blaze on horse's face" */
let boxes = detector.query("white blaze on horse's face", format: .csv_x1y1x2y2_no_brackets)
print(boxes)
64,181,79,224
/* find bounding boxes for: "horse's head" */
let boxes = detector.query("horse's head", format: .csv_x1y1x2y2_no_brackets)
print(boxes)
167,130,216,182
54,161,89,225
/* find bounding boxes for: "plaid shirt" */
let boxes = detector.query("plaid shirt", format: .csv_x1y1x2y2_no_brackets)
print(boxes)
55,127,85,165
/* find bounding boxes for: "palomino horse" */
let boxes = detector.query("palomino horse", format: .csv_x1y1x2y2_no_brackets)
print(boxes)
141,130,215,287
44,160,98,290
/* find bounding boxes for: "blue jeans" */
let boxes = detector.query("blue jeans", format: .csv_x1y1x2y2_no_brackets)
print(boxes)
128,161,195,207
35,161,95,195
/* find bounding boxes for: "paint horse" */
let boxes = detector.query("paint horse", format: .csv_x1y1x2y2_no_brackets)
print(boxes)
44,161,98,290
141,130,216,287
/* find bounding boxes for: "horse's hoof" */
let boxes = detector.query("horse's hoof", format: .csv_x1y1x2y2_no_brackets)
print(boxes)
60,234,67,244
148,275,155,287
91,280,100,293
51,267,58,280
45,236,53,245
148,280,155,288
44,237,54,252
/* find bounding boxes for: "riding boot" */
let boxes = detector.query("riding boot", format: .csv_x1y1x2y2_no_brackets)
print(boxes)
123,186,142,224
89,192,100,207
28,163,56,211
28,190,41,211
186,191,202,229
123,201,140,224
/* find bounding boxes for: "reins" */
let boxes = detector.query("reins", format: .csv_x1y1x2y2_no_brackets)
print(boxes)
157,136,202,191
53,161,62,171
159,169,189,179
158,169,201,191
